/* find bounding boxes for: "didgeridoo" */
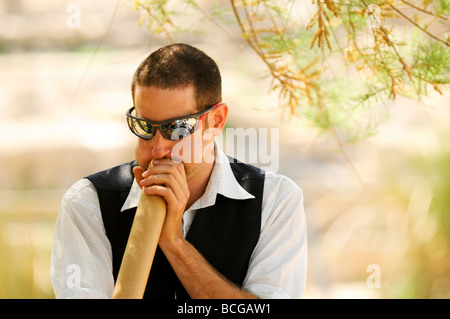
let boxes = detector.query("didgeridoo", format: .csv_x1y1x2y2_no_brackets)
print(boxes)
112,159,167,299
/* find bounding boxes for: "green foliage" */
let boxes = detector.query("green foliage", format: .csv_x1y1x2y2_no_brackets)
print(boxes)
401,148,450,298
435,0,450,16
412,41,450,90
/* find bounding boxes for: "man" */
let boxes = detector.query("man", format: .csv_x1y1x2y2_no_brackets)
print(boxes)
51,43,307,299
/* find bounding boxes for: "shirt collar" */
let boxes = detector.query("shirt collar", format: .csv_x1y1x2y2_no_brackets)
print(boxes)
120,142,254,213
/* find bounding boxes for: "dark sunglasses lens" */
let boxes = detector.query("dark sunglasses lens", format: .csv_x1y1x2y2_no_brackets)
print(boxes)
162,118,198,141
128,117,155,139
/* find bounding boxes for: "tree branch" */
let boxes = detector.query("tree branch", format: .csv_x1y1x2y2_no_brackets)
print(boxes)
399,0,450,22
389,4,449,47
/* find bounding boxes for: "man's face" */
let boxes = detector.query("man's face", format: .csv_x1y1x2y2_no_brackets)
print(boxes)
133,84,215,180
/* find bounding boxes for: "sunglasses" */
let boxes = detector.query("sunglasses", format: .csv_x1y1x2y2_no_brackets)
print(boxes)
126,104,218,141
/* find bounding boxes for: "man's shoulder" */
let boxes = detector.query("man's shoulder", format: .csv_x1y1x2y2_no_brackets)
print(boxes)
84,160,138,192
264,170,302,197
226,156,265,179
224,156,301,194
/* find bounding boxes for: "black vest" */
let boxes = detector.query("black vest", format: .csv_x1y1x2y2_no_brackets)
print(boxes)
85,157,265,299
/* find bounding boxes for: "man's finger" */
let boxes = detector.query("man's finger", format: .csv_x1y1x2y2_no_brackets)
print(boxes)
133,166,146,189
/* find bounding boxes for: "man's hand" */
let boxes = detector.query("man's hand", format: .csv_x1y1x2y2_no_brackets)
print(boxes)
132,159,257,299
133,159,190,245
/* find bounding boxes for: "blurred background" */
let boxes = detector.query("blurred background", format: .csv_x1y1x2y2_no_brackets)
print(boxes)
0,0,449,298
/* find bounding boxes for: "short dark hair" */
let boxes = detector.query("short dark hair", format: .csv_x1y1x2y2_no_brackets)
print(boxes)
131,43,222,111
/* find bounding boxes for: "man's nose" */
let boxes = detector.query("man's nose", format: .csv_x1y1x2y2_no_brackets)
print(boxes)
151,129,172,159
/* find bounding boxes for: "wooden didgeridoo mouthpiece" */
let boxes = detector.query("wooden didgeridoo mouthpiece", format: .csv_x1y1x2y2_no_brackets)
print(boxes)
112,160,166,299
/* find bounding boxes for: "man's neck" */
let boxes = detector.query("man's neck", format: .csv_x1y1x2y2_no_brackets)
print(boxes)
185,159,215,210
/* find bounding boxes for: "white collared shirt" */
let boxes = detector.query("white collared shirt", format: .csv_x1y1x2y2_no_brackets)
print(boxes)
51,147,307,299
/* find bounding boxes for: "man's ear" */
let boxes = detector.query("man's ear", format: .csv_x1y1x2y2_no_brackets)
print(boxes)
209,103,228,135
